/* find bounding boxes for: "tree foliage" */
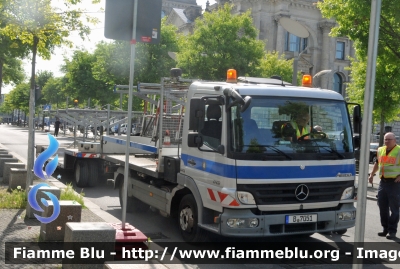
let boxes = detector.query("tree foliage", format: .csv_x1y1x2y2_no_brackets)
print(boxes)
41,77,66,108
318,0,400,134
1,0,99,60
60,18,180,110
0,0,100,115
63,50,109,108
177,4,265,80
318,0,400,59
0,21,27,96
3,82,30,113
256,51,294,83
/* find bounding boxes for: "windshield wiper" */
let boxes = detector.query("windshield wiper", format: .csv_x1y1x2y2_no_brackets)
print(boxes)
318,146,345,159
261,145,292,160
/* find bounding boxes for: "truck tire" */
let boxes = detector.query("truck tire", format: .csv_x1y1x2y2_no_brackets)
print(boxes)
178,194,208,242
75,161,89,187
118,180,148,213
335,229,347,235
87,160,99,187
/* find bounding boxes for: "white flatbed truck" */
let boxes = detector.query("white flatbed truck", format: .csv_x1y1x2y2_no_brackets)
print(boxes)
37,68,361,242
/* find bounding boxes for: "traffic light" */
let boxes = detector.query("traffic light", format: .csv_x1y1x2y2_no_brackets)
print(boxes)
74,99,78,108
35,85,41,101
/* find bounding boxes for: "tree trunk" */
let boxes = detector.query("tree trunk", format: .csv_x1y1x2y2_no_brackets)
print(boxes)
379,112,385,146
0,60,3,98
26,35,39,190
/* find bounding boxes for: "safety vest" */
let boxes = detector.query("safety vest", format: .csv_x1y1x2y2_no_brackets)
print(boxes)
378,145,400,178
290,121,310,140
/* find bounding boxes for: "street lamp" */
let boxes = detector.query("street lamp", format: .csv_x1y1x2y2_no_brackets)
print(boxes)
74,99,78,108
279,17,310,85
313,69,333,88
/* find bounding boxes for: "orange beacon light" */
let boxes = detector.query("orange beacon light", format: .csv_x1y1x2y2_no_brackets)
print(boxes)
226,69,237,83
302,74,312,87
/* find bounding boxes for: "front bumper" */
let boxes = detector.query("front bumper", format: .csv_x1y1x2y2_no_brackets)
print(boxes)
219,203,355,237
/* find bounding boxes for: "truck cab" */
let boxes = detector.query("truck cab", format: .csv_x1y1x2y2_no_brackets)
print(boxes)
181,74,358,240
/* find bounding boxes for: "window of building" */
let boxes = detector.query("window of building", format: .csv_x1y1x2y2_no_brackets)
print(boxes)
333,73,343,94
285,32,308,53
336,41,345,60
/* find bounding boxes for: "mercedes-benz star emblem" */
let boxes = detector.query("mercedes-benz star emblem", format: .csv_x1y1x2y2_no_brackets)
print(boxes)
295,184,309,201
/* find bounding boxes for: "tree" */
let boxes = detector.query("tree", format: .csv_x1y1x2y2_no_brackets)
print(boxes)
177,4,265,80
3,82,30,113
318,0,400,59
318,0,400,142
41,77,65,108
0,0,100,184
1,0,99,102
0,32,27,96
63,50,107,107
134,18,179,82
346,52,400,144
0,57,25,92
256,51,295,83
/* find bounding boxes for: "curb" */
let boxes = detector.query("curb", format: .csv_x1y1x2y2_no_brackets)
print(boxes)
0,142,121,224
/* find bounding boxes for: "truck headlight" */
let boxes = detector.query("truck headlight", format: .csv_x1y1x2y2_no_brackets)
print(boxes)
237,191,255,205
226,218,259,228
338,211,356,221
341,187,354,200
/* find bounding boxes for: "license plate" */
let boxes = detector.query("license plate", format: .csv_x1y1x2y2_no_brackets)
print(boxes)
285,214,317,224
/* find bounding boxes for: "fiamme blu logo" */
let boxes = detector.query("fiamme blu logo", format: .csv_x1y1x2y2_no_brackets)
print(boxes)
28,134,60,223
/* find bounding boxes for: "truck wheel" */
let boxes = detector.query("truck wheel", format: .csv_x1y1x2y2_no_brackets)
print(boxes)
178,194,208,242
87,160,99,187
118,180,148,213
335,229,347,235
75,161,88,187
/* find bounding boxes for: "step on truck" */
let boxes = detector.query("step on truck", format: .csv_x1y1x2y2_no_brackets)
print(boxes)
41,68,361,242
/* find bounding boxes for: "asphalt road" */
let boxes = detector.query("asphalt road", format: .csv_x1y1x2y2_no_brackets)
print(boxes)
1,124,400,268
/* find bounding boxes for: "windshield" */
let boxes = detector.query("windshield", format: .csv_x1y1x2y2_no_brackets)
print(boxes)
229,97,354,160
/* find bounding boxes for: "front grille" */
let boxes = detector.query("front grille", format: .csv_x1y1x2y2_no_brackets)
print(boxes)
238,181,353,205
269,221,328,234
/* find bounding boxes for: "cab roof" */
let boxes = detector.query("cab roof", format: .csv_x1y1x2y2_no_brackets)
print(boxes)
190,80,345,101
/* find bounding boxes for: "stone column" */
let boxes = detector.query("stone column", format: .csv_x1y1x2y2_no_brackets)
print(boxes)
274,15,288,53
318,20,336,89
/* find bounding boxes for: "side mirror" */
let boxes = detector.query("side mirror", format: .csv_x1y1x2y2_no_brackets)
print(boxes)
240,96,252,112
352,104,362,135
353,135,360,149
187,132,203,148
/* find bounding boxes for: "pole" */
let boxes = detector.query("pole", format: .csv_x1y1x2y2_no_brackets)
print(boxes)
107,104,110,135
26,36,38,192
122,0,138,229
353,0,381,268
292,51,299,85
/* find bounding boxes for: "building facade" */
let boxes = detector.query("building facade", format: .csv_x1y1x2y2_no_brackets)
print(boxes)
225,0,354,96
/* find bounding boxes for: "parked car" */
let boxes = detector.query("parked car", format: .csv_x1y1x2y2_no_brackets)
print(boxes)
120,124,136,134
111,125,119,133
369,142,379,163
355,139,379,172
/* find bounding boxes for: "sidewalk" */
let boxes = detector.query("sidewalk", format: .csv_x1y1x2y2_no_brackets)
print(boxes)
0,127,382,268
0,142,120,269
355,166,379,201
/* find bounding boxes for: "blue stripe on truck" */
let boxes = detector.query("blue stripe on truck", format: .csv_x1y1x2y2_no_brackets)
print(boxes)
103,136,157,153
181,153,354,179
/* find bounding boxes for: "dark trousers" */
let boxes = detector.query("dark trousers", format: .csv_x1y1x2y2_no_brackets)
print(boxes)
377,180,400,234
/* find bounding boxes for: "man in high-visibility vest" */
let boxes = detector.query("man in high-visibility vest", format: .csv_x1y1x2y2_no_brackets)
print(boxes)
368,132,400,240
281,112,311,142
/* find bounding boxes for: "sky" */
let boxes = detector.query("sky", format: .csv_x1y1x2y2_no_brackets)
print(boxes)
3,0,216,94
